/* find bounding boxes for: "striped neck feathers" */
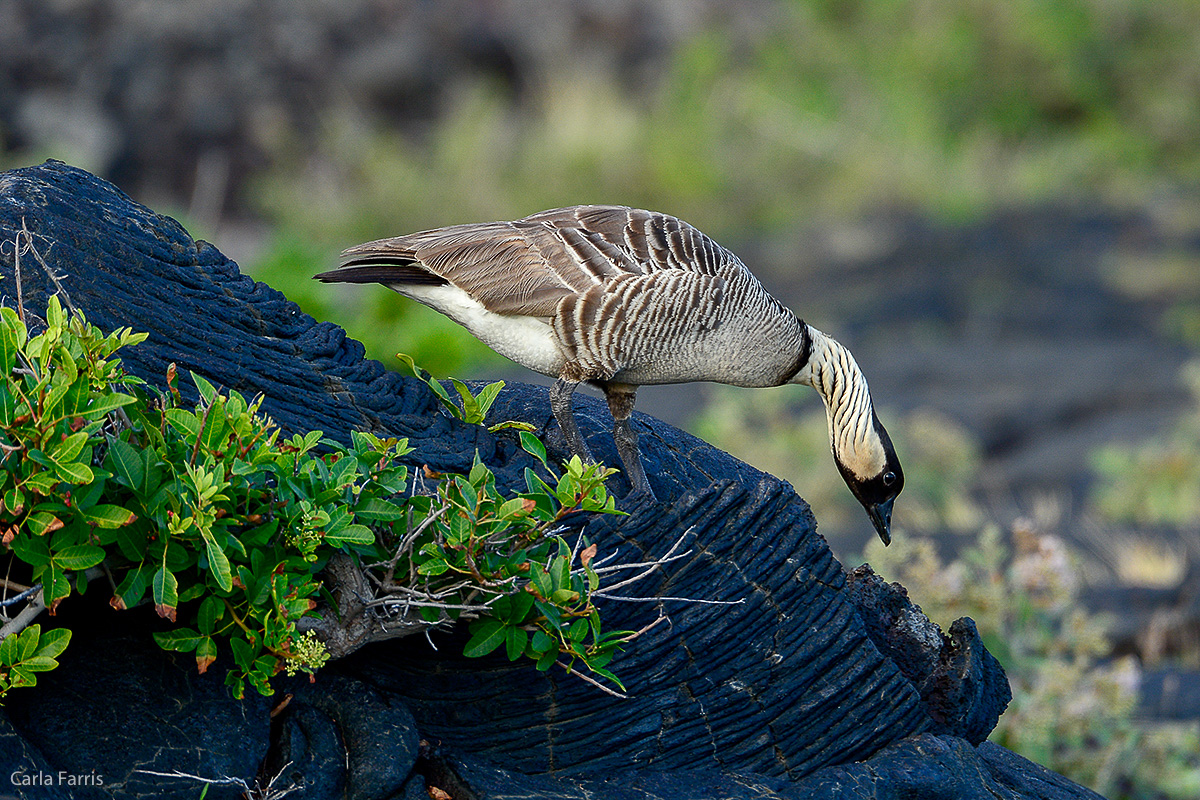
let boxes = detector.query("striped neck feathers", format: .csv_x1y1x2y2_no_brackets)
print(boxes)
791,326,886,482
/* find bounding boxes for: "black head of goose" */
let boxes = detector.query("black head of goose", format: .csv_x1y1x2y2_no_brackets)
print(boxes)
315,205,903,545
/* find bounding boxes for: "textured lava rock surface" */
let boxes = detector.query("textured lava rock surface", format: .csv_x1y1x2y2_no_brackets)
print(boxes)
0,162,1101,799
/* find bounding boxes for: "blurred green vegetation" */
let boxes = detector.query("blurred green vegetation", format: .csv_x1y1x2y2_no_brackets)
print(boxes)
245,0,1200,374
866,526,1200,799
1092,361,1200,528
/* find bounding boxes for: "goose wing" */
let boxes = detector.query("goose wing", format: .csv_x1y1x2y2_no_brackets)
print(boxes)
526,205,737,278
319,206,742,318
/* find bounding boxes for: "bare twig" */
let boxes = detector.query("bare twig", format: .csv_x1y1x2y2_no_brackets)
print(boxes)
8,225,24,322
0,584,42,608
133,769,249,789
583,527,696,596
556,659,628,699
0,578,32,594
592,593,743,605
365,599,495,613
17,219,79,315
134,762,303,800
0,586,46,639
617,611,671,643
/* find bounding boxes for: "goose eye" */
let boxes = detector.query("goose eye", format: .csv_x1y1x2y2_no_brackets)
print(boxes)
882,471,897,487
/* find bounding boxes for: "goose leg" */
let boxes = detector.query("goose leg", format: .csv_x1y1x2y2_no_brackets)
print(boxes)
550,378,594,464
603,384,656,501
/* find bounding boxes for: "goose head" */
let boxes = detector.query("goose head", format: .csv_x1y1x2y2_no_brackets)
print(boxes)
790,325,904,544
830,408,904,545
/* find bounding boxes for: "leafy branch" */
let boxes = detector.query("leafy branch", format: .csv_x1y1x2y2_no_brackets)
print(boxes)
0,289,665,699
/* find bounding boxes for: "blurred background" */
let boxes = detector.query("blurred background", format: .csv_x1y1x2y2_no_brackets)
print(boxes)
3,0,1200,795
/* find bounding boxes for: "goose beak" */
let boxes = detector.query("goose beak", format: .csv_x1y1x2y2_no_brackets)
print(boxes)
866,497,894,546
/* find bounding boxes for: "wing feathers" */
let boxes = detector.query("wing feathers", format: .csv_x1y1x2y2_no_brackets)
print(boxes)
314,262,447,286
325,206,743,318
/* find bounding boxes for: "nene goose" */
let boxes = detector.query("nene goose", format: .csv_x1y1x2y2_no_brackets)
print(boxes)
316,206,903,544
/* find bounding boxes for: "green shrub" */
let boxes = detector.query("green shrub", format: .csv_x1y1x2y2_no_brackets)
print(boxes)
0,296,633,699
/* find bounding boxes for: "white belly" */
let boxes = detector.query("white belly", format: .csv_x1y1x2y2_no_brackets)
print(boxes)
393,284,565,377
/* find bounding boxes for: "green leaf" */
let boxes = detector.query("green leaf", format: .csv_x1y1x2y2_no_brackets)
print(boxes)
165,408,201,439
463,619,507,658
153,565,179,615
551,588,580,605
53,459,94,484
446,512,471,547
325,523,374,547
178,583,206,603
0,307,23,375
416,557,450,576
473,381,506,420
153,629,203,652
24,511,63,537
14,626,39,661
52,544,106,570
199,401,228,452
114,565,149,609
452,476,478,509
11,533,50,567
229,636,254,668
45,294,64,330
507,589,535,623
0,629,18,665
23,471,60,496
523,474,557,507
535,649,558,671
586,664,624,690
105,437,144,490
34,628,71,659
505,626,528,661
567,618,589,642
81,392,138,419
111,526,148,561
51,431,89,463
0,383,15,426
530,565,552,598
196,636,218,672
497,497,532,520
329,452,360,487
202,532,234,592
41,375,72,419
2,486,25,516
17,656,61,673
519,431,549,466
192,372,218,404
44,563,70,604
62,379,88,417
529,629,555,655
353,498,407,521
451,379,481,423
83,504,137,528
487,419,536,433
197,596,224,635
